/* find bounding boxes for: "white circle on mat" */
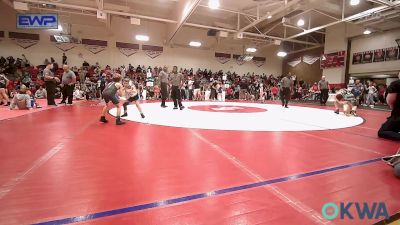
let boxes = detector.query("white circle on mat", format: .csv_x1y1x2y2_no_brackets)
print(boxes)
109,101,364,132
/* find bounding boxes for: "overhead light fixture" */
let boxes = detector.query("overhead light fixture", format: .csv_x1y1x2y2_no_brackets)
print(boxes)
189,41,201,47
246,48,257,53
363,29,371,35
136,35,149,41
208,0,220,9
267,12,272,19
350,0,360,6
277,51,287,57
297,19,305,26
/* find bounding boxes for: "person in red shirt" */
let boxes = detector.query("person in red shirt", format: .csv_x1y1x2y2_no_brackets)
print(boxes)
271,85,278,101
226,86,233,100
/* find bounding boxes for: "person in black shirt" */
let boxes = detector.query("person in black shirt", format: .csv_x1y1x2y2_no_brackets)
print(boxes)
378,73,400,141
62,53,67,65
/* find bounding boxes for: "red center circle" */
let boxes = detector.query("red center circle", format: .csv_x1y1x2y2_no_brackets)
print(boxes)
188,105,267,113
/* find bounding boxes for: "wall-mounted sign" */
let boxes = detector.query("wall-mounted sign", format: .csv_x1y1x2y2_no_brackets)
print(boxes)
17,14,58,29
362,51,373,64
385,47,399,61
373,49,385,62
320,51,346,69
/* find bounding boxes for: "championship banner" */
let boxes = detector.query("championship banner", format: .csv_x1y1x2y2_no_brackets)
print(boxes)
50,35,76,52
320,51,345,69
253,57,266,67
362,51,373,64
287,57,301,67
215,52,231,64
9,32,39,49
373,49,385,62
233,54,245,65
0,31,4,42
142,45,163,59
352,52,362,65
302,55,320,65
81,38,107,54
385,47,399,61
116,42,139,57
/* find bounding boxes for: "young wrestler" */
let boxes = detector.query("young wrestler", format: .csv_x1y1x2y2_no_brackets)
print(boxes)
334,92,357,116
121,78,145,118
100,73,125,125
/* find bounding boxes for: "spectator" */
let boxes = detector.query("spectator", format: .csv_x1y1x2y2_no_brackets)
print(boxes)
62,53,67,65
378,73,400,141
35,86,47,99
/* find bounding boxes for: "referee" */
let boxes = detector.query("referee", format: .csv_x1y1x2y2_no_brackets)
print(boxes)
159,66,169,108
170,66,184,110
280,74,292,108
43,63,59,106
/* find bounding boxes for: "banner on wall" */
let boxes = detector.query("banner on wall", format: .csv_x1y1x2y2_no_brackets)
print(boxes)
215,52,231,64
362,51,373,64
352,52,362,64
50,35,76,52
385,47,399,61
253,57,266,67
373,49,385,62
0,31,4,42
9,32,39,49
320,51,346,69
287,57,301,67
82,38,107,54
302,55,319,65
116,42,139,57
233,54,245,65
142,45,163,59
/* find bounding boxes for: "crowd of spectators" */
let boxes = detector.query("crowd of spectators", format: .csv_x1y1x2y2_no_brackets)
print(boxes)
0,54,388,109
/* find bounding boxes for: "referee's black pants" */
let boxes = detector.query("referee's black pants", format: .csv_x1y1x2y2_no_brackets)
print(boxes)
280,87,291,107
171,85,183,108
45,81,57,106
161,82,168,106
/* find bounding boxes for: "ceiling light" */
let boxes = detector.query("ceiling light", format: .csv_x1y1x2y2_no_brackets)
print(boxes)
135,35,149,41
246,48,257,53
208,0,220,9
267,12,272,19
277,51,287,57
297,19,305,26
350,0,360,6
189,41,201,47
363,29,371,34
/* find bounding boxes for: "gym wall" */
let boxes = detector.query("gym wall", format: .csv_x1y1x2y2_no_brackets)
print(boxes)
349,29,400,75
